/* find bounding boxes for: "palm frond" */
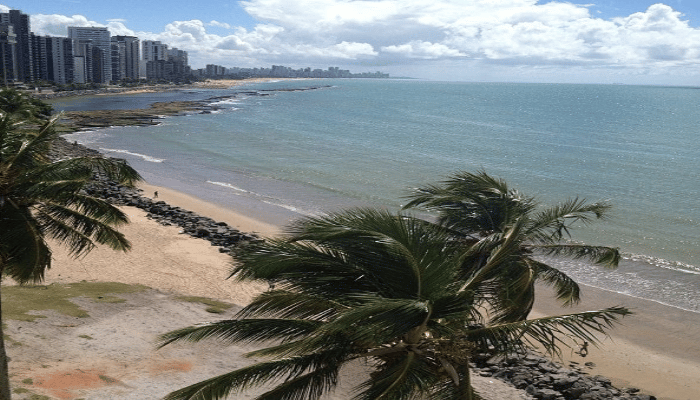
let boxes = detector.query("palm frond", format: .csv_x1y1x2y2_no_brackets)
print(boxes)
163,352,346,400
466,306,632,357
320,297,431,345
34,203,131,257
0,202,51,283
353,352,439,400
534,244,620,268
526,198,612,242
157,319,322,348
236,290,344,320
528,258,581,306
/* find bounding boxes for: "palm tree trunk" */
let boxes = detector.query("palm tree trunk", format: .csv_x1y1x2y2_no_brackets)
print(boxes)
457,357,476,400
0,283,13,400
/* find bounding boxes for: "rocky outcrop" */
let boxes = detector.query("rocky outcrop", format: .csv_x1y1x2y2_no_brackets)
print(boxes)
472,351,656,400
85,182,261,253
49,137,261,254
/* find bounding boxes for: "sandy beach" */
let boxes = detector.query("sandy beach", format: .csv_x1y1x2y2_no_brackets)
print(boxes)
4,183,700,399
4,188,529,400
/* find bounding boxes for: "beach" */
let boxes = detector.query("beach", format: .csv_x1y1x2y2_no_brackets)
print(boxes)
5,186,529,400
7,79,700,399
2,180,697,399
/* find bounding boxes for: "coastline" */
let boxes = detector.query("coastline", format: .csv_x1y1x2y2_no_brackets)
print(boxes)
136,183,700,400
12,80,699,399
47,177,700,400
33,78,295,100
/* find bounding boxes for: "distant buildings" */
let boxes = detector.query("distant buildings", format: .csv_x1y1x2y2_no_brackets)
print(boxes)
197,64,389,79
0,7,388,87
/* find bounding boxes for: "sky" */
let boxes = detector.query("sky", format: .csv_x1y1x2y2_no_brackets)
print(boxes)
4,0,700,85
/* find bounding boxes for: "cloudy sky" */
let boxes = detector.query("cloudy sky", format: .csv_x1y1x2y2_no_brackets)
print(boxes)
5,1,700,85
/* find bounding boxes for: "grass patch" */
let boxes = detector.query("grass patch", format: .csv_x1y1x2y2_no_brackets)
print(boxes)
21,378,33,385
1,282,147,322
177,296,233,314
98,375,118,384
13,388,30,394
29,394,50,400
78,334,93,340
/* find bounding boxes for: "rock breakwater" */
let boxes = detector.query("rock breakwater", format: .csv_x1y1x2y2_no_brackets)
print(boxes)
472,351,656,400
49,137,261,254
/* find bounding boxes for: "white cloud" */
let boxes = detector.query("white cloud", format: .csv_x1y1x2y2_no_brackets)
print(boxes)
30,13,104,36
209,20,233,29
382,41,464,59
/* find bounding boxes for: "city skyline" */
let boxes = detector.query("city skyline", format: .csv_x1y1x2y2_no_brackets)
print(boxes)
3,1,700,85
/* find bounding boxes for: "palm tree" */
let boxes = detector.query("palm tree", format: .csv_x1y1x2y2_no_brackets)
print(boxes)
159,208,630,400
403,170,620,323
0,113,141,400
0,88,50,120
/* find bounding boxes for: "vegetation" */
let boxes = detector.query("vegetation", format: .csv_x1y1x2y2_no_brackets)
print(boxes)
0,89,52,121
177,296,234,314
0,90,141,400
403,170,620,322
1,282,145,322
159,205,630,400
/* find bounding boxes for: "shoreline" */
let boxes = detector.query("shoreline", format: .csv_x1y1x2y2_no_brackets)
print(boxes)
32,78,299,100
51,166,700,399
54,136,700,399
13,84,698,399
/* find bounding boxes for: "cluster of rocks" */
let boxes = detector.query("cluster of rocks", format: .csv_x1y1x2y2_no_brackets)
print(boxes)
85,182,261,253
49,137,261,254
471,351,656,400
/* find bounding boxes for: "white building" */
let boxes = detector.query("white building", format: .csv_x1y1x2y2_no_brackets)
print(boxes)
67,26,111,83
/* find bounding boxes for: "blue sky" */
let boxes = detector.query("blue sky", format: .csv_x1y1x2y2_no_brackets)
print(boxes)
4,1,700,85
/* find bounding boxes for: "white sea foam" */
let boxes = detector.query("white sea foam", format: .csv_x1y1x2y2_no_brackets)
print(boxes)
206,180,317,217
625,254,700,275
99,148,165,163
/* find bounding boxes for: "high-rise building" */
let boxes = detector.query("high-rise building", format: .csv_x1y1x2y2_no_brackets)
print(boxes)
72,39,95,84
112,35,139,80
30,32,49,82
0,10,32,83
110,40,126,81
142,40,168,62
142,40,168,79
0,24,18,84
68,26,111,82
46,36,74,85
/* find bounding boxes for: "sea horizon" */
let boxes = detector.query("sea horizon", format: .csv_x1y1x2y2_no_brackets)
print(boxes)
56,78,700,314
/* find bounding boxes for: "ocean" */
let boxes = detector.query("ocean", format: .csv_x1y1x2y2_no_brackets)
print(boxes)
55,79,700,314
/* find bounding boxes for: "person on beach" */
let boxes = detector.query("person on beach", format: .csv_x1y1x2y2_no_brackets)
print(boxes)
577,341,589,357
154,191,158,198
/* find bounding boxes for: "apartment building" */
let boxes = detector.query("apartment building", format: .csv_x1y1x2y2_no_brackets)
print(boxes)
68,26,111,83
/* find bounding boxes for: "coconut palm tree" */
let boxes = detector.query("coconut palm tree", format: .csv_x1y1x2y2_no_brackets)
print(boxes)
0,113,141,400
159,208,630,400
0,88,50,120
403,170,620,322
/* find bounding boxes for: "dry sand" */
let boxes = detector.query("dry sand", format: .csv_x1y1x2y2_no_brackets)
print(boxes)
4,192,529,400
5,183,699,400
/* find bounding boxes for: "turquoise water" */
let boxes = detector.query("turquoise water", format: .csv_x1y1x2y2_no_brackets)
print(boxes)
58,80,700,312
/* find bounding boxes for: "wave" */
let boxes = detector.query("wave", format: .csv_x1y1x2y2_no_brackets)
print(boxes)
99,148,165,163
623,253,700,275
210,98,241,106
206,180,318,217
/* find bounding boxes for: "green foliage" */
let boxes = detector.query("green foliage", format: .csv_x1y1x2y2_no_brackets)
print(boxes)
0,89,52,121
0,109,141,400
404,170,620,322
160,207,630,400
